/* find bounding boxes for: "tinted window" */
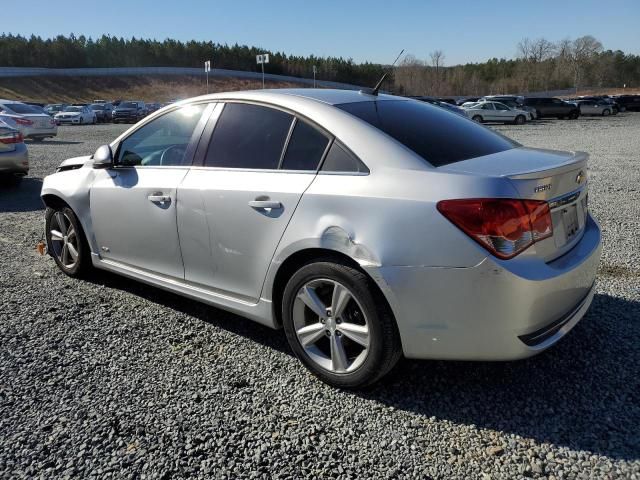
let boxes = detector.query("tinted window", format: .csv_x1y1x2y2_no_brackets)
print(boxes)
205,103,293,169
337,100,517,167
3,103,42,114
116,104,205,167
481,103,494,110
280,119,330,171
494,103,509,111
321,142,369,173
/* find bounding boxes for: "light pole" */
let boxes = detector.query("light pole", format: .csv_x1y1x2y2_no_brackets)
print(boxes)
204,60,211,93
313,65,317,88
257,54,269,89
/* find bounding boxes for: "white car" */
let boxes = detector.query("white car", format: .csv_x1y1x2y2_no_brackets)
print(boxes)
463,101,529,125
0,100,58,141
54,106,97,125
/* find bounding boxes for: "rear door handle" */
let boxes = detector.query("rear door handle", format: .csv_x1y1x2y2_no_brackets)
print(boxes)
248,200,282,209
148,194,172,204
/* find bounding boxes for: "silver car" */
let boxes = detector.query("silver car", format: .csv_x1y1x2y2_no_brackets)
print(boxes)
463,101,529,124
40,89,602,387
575,100,613,116
0,100,58,141
0,119,29,184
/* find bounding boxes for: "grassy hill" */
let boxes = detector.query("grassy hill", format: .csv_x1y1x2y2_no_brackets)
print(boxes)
0,75,306,104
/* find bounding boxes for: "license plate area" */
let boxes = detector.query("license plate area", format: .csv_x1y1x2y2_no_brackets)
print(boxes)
562,205,580,241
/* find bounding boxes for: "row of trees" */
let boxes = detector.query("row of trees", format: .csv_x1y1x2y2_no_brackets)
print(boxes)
1,33,639,95
0,34,385,86
394,36,640,96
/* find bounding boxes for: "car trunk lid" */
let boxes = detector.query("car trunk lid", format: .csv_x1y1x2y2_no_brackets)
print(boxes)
440,147,589,261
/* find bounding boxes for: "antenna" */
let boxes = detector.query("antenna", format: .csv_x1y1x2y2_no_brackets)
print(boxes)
368,49,405,96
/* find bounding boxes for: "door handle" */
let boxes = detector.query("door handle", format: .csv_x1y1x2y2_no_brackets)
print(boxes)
148,194,171,204
248,200,282,209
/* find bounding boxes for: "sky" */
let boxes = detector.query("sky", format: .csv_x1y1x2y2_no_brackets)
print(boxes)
7,0,640,66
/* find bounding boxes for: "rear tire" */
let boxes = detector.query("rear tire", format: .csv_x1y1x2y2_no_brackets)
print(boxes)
45,206,92,278
472,115,483,123
282,260,401,388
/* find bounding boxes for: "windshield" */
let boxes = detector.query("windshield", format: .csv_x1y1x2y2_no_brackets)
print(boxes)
3,103,43,114
64,106,82,112
120,102,138,109
337,100,517,167
90,104,105,110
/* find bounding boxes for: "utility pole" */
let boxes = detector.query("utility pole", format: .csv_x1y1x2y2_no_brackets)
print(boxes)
313,65,317,88
257,54,269,89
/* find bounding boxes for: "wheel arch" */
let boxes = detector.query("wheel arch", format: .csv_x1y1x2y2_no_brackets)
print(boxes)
268,247,396,329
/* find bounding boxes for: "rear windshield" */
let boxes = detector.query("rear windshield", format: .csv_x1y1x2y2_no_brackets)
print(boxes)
337,100,517,167
3,103,43,114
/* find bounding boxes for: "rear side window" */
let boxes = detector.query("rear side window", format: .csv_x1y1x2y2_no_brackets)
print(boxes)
321,142,369,174
280,119,330,171
205,103,293,169
337,100,517,167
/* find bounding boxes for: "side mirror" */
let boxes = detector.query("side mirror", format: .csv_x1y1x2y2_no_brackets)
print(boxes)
93,145,114,169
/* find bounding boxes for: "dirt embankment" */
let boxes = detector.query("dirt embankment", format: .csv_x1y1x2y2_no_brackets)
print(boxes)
0,75,305,103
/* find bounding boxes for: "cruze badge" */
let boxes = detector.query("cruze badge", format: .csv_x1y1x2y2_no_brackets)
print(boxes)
575,170,585,184
534,183,552,193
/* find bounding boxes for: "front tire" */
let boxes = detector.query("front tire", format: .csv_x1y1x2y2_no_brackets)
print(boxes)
602,109,610,116
45,206,91,277
514,115,526,125
282,260,401,388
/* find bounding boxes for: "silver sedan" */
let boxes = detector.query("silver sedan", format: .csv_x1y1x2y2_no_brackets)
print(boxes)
0,120,28,184
41,89,602,388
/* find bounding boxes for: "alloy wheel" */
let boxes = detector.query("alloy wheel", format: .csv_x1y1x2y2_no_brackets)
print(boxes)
292,279,370,373
49,211,79,269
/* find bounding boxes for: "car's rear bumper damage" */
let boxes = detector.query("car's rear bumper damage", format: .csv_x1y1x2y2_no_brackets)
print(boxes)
376,214,602,361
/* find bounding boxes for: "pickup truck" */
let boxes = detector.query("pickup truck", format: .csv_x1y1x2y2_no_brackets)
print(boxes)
523,97,580,119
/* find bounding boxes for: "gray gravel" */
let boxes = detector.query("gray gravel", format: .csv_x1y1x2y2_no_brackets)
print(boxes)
1,116,639,479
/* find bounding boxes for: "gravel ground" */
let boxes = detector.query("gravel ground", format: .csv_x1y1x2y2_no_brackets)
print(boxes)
1,116,639,479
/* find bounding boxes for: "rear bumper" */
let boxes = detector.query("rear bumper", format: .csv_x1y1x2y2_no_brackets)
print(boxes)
24,125,58,137
0,144,29,174
377,214,602,360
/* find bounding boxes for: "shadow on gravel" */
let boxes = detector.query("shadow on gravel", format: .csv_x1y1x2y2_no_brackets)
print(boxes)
0,177,44,212
80,271,640,461
366,293,640,462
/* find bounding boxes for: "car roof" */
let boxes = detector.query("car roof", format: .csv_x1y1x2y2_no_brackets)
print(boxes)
188,88,399,107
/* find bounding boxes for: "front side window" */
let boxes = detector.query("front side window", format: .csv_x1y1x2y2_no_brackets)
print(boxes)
337,100,517,167
116,104,205,167
204,103,293,169
280,119,330,171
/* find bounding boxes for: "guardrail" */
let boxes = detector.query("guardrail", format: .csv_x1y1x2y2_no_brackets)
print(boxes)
0,66,362,91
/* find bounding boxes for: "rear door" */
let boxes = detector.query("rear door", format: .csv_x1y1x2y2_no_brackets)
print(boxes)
178,102,331,302
480,102,496,121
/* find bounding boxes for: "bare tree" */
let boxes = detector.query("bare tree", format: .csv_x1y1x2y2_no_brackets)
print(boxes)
429,50,445,95
567,35,603,92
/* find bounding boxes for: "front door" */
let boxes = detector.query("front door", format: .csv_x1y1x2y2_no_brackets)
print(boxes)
90,103,210,278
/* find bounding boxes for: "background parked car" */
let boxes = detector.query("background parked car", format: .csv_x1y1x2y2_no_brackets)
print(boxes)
612,95,640,112
89,103,113,123
113,101,146,123
44,104,68,116
411,96,467,116
574,100,614,116
54,105,97,125
524,97,580,119
0,119,28,185
146,102,161,114
463,101,529,124
481,95,537,120
456,97,480,105
0,100,58,141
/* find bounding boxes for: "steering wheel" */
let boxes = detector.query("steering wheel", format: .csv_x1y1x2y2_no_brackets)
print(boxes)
159,145,186,166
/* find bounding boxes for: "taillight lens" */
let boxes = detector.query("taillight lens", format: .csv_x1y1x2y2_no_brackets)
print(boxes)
437,198,553,259
14,118,34,126
0,131,23,144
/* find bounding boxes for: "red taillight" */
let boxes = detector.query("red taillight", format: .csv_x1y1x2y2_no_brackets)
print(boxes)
14,118,34,126
437,198,553,259
0,131,23,144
